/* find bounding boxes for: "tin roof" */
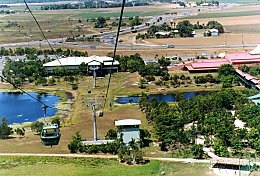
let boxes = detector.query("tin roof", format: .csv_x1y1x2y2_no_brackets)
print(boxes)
115,119,141,126
43,55,117,67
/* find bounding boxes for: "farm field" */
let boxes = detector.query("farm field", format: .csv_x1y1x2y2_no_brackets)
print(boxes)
129,3,260,57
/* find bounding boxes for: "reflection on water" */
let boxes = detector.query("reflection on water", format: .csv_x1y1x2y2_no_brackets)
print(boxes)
0,92,59,124
115,92,208,104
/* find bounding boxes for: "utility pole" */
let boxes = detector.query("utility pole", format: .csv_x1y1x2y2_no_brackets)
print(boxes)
92,104,97,141
87,96,105,142
224,33,227,46
89,65,99,88
239,156,241,176
242,33,244,47
42,105,48,124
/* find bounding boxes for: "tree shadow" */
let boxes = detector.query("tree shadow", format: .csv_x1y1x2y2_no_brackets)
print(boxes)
1,136,17,140
142,139,153,148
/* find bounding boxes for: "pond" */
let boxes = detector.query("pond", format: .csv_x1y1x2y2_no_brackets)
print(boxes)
0,92,59,124
115,92,208,104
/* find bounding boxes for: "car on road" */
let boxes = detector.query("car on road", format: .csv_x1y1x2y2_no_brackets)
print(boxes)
167,44,175,48
166,56,178,60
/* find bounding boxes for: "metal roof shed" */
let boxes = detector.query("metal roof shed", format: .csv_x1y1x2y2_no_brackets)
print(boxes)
115,119,141,126
115,119,141,144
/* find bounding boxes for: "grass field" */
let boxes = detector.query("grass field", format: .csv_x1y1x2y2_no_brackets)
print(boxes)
0,156,215,176
188,10,260,19
72,11,165,19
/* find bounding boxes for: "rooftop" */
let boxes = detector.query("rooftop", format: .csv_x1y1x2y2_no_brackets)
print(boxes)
115,119,141,126
43,124,59,129
43,55,119,67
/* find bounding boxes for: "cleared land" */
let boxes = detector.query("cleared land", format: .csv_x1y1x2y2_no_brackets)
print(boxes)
125,3,260,57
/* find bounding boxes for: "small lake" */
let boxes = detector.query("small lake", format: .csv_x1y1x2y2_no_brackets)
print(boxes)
115,92,207,104
0,92,59,124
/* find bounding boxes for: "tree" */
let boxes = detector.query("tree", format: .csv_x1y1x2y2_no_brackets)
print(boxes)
240,65,249,73
15,128,25,137
0,117,13,139
147,25,159,36
31,121,44,133
218,64,236,78
191,144,204,159
176,20,194,37
51,116,60,127
221,75,234,88
207,20,224,33
105,129,117,140
129,16,143,27
128,139,138,162
138,63,160,77
218,64,237,88
158,56,171,68
68,131,84,153
94,17,107,28
140,128,151,147
231,137,243,156
213,138,229,157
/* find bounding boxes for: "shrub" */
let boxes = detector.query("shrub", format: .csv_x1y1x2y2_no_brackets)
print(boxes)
51,116,60,127
31,121,44,133
72,84,78,90
191,144,204,159
68,132,83,153
0,117,13,139
85,145,99,154
15,128,25,137
105,129,117,140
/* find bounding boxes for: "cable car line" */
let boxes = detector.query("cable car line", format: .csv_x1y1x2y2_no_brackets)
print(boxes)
0,75,55,109
102,0,126,111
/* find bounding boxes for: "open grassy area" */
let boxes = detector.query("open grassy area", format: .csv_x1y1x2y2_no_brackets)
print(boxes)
0,71,227,154
188,10,260,19
0,156,215,176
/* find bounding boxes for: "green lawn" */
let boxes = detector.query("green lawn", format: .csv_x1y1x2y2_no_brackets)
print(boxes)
0,156,215,176
72,10,165,19
187,10,260,19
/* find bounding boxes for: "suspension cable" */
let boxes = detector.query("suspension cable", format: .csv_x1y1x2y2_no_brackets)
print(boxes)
0,75,53,109
103,0,126,111
24,0,63,66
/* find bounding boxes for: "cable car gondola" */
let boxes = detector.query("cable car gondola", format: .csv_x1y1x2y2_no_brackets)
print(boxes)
41,124,61,147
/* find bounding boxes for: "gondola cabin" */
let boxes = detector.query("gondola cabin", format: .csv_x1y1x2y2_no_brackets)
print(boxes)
41,124,61,147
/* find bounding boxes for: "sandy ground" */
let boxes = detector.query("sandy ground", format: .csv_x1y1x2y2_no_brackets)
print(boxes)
186,15,260,26
137,34,260,46
206,3,260,13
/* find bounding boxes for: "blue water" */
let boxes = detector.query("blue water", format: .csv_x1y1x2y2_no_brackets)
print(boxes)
0,92,59,124
115,92,207,104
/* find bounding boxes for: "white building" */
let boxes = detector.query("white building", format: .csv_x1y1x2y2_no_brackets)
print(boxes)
43,55,119,75
115,119,141,144
210,29,219,36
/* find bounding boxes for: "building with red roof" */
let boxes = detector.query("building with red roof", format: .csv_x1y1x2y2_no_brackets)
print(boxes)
185,45,260,73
